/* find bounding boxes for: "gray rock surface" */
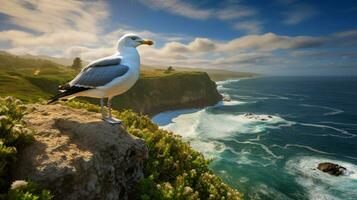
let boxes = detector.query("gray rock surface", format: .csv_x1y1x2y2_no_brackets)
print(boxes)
13,104,148,200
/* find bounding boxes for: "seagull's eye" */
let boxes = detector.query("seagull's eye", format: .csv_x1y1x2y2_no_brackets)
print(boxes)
130,36,137,40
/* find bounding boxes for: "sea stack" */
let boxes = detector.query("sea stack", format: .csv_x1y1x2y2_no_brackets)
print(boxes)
317,162,347,176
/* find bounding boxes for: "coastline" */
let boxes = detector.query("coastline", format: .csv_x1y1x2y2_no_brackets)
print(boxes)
152,76,256,124
151,76,255,154
152,76,357,200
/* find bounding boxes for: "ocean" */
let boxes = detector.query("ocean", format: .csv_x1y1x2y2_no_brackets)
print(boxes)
152,76,357,200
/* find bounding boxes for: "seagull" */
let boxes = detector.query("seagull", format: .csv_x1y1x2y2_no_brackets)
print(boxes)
48,33,153,124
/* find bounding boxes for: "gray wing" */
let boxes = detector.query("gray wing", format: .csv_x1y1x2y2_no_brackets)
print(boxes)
82,56,121,69
70,57,129,88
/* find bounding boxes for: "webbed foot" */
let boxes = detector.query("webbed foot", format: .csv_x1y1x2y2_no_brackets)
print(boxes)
102,117,123,125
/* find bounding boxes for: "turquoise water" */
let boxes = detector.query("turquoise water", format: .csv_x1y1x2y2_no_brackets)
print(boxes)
152,76,357,200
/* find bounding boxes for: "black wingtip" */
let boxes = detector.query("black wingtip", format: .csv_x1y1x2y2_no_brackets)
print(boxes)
48,86,91,105
47,98,58,105
47,93,62,104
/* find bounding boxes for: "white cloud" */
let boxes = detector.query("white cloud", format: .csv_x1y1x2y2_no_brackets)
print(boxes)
216,5,257,20
137,0,257,21
290,50,357,58
0,0,109,59
0,0,108,33
64,46,114,61
133,32,328,69
0,30,98,47
137,0,212,20
222,33,324,51
233,21,262,34
136,0,263,35
282,4,317,25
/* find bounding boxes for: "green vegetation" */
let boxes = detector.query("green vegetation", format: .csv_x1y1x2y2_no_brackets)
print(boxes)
164,66,175,74
63,100,242,200
0,52,75,102
0,97,52,200
71,57,82,71
7,180,53,200
142,65,257,81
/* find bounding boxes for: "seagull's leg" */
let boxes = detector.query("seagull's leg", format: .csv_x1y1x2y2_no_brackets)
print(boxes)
103,97,122,124
108,97,112,119
100,97,106,119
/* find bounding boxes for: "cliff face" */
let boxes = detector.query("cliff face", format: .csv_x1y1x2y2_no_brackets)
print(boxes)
12,104,148,200
110,72,222,115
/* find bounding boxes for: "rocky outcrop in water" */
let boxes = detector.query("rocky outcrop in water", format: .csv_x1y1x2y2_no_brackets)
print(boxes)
12,104,148,200
317,162,347,176
243,113,274,121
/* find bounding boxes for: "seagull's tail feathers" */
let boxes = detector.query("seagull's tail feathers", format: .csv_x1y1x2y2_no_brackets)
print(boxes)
47,86,91,104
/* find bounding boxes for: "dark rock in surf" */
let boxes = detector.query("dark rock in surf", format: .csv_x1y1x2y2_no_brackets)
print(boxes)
317,162,347,176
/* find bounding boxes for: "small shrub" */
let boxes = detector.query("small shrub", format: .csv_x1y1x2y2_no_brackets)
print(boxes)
8,180,53,200
164,66,175,74
0,97,34,192
0,97,53,199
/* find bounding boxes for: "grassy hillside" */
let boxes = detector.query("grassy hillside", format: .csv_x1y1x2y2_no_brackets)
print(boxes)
142,65,257,81
0,52,76,101
0,52,222,115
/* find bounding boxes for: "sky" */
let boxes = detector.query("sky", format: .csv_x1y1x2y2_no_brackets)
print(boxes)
0,0,356,75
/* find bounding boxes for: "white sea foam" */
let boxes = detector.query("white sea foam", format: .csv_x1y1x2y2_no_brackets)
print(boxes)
253,92,291,100
249,134,261,141
299,123,356,138
216,79,242,85
217,84,232,91
231,94,254,99
252,183,292,200
215,100,248,107
231,139,283,159
285,93,309,98
152,108,200,126
156,109,291,140
216,92,248,106
300,104,344,116
273,144,333,155
157,109,202,138
227,146,276,167
285,156,357,200
189,140,226,159
319,121,357,126
153,107,291,160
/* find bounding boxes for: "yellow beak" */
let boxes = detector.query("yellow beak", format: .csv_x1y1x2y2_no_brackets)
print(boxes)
140,40,154,45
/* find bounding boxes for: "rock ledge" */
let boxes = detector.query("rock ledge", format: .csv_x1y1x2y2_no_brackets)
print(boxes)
13,104,148,200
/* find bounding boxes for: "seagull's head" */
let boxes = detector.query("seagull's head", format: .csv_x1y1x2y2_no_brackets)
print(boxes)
117,33,153,49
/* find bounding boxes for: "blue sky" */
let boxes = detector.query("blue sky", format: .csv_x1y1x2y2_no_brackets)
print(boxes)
0,0,356,75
